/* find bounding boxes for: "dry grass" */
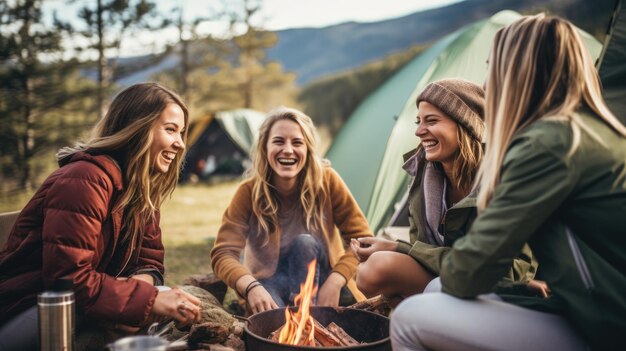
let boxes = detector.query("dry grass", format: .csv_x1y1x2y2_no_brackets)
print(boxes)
160,180,239,285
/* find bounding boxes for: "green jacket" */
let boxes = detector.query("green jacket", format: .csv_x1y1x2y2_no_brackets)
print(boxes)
439,111,626,349
396,148,537,283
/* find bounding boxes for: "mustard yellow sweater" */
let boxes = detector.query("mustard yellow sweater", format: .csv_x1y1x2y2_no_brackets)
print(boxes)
210,166,373,301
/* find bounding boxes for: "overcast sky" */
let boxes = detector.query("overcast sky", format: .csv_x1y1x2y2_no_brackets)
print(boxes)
43,0,463,57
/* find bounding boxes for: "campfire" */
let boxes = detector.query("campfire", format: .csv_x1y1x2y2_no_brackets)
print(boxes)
267,260,362,347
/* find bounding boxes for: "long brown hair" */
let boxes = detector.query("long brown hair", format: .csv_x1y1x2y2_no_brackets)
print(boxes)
248,107,326,245
57,83,189,242
478,14,626,209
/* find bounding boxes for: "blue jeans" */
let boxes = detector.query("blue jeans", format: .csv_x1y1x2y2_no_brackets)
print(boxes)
0,305,38,351
259,234,330,307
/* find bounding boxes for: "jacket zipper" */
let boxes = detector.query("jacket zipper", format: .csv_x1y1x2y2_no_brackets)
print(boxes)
566,228,594,291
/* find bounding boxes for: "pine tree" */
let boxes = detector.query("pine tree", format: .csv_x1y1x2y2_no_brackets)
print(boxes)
76,0,160,118
0,0,97,193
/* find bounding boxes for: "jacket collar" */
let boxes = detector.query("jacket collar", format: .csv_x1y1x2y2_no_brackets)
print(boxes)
59,151,124,191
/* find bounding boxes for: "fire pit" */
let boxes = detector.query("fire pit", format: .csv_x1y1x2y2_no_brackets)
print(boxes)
244,306,391,351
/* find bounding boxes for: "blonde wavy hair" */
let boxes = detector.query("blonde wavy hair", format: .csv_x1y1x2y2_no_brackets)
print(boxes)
57,83,189,242
452,125,483,193
478,14,626,209
248,107,326,245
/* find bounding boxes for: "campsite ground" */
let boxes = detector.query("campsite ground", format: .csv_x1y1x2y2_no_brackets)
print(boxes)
0,181,239,286
160,181,239,285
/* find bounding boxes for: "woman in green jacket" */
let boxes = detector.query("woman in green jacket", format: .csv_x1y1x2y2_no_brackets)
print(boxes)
391,14,626,351
353,79,537,304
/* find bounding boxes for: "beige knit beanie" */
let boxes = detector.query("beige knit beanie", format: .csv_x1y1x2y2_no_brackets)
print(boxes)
416,78,485,141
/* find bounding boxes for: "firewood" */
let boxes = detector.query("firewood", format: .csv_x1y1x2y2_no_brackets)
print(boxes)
269,326,283,342
327,322,359,346
312,319,343,347
348,295,391,316
349,295,385,310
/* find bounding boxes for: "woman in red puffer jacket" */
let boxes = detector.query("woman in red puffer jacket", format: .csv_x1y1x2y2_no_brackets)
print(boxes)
0,83,201,350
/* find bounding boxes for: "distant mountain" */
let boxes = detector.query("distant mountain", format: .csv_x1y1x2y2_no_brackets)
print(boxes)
268,0,615,84
111,0,615,87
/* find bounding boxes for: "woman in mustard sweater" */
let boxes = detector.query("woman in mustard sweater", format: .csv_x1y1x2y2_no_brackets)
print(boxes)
210,107,373,314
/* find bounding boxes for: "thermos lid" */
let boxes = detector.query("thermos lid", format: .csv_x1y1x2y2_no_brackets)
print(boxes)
51,278,73,292
38,278,75,304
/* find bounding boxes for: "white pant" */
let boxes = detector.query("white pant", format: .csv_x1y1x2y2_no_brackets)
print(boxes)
390,278,587,351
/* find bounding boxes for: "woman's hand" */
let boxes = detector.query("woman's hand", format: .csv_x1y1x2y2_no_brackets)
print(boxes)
246,285,279,314
317,272,346,307
236,275,278,314
351,237,398,262
152,287,201,327
527,279,551,298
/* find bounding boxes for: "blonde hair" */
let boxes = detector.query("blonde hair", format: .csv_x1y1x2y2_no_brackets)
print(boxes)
478,14,626,209
248,107,326,245
57,83,189,242
452,125,483,192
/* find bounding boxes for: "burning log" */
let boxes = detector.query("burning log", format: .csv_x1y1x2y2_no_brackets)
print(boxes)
327,322,359,346
313,319,344,346
267,260,365,347
268,313,360,347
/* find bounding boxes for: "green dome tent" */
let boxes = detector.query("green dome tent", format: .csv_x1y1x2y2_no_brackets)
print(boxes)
326,10,603,233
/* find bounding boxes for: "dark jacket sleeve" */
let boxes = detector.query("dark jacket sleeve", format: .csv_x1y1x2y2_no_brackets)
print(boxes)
440,132,576,298
41,164,157,325
128,212,165,285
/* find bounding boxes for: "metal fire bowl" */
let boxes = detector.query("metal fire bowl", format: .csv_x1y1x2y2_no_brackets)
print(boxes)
244,306,391,351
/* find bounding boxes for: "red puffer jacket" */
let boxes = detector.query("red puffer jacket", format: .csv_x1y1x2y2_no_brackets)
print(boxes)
0,152,164,325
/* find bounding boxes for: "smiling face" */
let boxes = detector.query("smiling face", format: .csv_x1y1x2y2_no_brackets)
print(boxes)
266,119,308,191
415,101,459,169
150,103,186,174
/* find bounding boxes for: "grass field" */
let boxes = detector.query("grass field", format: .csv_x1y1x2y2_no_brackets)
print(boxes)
160,181,239,285
0,181,240,286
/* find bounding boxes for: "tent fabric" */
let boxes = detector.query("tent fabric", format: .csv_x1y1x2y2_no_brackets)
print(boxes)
214,109,267,156
325,33,461,210
328,10,603,233
187,115,215,148
181,109,265,181
598,0,626,125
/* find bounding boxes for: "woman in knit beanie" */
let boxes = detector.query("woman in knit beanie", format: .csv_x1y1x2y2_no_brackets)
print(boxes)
352,78,537,305
391,15,626,351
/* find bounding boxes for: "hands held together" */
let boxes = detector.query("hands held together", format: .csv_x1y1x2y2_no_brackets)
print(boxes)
350,237,398,262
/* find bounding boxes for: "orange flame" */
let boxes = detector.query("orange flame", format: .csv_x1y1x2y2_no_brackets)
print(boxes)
277,259,318,346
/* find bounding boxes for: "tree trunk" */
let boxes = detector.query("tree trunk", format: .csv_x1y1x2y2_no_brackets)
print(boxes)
96,0,107,120
179,10,190,102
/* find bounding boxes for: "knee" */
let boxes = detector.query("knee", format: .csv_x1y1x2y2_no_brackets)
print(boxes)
390,296,431,348
356,251,392,296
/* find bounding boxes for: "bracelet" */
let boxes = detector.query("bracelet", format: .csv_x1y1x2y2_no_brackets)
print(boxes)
244,280,258,295
244,281,262,299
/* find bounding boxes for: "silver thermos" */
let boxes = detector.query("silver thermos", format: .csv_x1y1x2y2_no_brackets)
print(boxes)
38,278,75,351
